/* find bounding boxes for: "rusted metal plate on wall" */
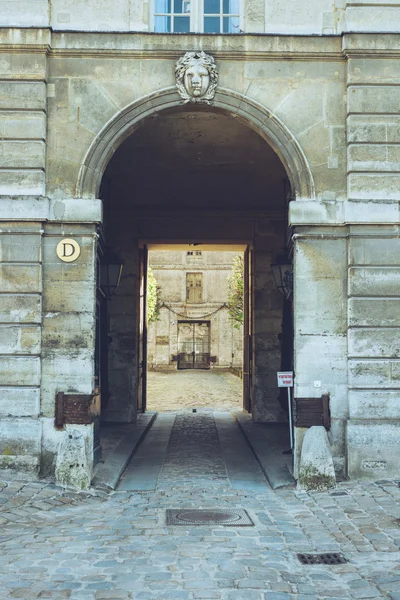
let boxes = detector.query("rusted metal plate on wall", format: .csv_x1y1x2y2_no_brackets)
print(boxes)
55,391,98,429
294,395,330,431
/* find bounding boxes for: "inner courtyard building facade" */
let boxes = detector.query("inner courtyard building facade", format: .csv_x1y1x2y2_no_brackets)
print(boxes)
0,0,399,483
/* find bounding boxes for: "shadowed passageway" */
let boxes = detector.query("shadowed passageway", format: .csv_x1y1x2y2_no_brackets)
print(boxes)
118,412,269,492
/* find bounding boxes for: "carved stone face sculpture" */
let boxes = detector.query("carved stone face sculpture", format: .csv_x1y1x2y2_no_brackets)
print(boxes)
184,61,210,98
175,51,218,104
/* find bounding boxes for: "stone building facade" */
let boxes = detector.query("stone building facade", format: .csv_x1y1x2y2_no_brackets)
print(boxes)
0,1,399,482
147,250,243,371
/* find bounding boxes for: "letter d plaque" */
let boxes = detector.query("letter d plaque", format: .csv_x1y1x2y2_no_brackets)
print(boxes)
56,238,81,263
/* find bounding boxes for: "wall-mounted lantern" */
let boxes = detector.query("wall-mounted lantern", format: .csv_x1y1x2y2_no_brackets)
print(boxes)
100,251,123,299
271,252,293,300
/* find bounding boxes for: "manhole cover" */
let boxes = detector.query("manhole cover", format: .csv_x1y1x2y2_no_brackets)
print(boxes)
297,553,347,565
166,509,254,526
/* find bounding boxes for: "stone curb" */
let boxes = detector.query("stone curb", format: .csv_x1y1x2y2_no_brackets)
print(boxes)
234,411,296,490
91,412,158,490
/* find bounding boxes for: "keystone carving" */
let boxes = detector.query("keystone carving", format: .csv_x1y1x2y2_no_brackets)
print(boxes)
175,51,218,104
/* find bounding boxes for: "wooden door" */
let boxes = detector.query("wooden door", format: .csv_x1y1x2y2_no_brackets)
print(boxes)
243,246,254,412
137,245,148,413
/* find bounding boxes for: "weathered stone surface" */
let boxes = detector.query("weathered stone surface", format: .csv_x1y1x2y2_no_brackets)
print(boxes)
349,266,400,296
349,328,400,358
0,417,41,455
0,264,41,293
349,297,400,327
0,81,46,110
349,359,400,388
349,390,400,420
55,427,92,490
0,388,40,417
0,110,46,139
0,325,41,354
298,426,336,491
0,0,49,27
347,421,400,479
40,349,94,416
350,236,400,266
0,294,41,323
348,114,400,144
0,140,45,169
0,170,45,196
0,234,41,262
349,173,400,200
0,356,40,386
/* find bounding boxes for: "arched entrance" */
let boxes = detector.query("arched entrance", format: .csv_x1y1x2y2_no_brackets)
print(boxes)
83,89,313,432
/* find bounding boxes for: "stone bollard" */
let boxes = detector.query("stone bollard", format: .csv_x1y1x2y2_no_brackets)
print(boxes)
55,428,91,490
298,425,336,491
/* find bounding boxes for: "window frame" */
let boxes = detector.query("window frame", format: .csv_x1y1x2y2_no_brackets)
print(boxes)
149,0,243,34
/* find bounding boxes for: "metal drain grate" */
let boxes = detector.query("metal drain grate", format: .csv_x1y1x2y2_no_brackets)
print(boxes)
166,509,254,526
297,553,347,565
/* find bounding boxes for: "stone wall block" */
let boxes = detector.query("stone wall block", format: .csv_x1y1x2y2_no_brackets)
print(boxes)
347,115,400,144
0,234,42,262
349,390,400,420
40,350,94,416
0,53,47,79
348,57,400,85
42,281,95,313
0,82,46,110
0,111,46,139
347,421,400,479
0,417,41,455
0,388,40,417
349,85,400,115
0,1,49,27
348,143,400,172
0,170,45,196
346,7,400,33
349,328,400,358
348,359,400,387
0,325,41,354
349,266,400,296
0,356,40,386
42,312,95,350
0,264,41,293
349,298,400,327
0,140,46,169
349,173,400,200
350,237,400,266
0,294,41,323
295,334,348,385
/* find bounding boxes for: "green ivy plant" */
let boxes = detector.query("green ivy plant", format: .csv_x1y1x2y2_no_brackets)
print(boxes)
147,267,162,324
227,254,244,329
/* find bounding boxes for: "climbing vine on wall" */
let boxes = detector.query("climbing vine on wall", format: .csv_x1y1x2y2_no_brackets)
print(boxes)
147,267,162,324
227,254,244,329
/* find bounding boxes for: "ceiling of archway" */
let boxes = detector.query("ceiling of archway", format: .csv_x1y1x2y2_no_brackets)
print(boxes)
102,108,288,213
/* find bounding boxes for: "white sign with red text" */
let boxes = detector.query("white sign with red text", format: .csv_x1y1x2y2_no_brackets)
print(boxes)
277,371,293,388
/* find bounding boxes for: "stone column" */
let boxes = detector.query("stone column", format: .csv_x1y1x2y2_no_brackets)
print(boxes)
293,229,348,477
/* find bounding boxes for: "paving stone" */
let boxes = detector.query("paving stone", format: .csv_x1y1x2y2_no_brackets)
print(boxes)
0,411,399,600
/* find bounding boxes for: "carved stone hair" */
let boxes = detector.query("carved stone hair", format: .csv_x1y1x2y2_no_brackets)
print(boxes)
175,51,218,104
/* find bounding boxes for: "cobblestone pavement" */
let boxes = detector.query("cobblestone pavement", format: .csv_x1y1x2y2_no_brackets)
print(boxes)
146,371,242,412
1,412,399,600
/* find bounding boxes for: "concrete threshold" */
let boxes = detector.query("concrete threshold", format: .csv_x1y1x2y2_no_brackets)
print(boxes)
234,412,296,490
92,412,157,490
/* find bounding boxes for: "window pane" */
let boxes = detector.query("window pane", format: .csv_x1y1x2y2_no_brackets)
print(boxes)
155,16,171,32
223,15,239,32
204,16,220,32
174,0,190,13
174,16,190,32
223,0,239,13
204,0,220,15
155,0,171,12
